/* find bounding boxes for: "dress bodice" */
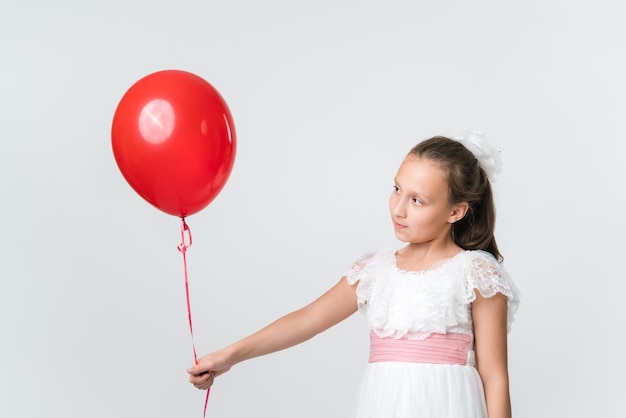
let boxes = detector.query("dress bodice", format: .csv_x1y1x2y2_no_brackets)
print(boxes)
345,249,520,340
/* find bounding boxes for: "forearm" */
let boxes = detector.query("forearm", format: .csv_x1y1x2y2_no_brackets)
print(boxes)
472,292,512,418
225,308,320,365
224,277,357,366
189,277,357,387
482,377,511,418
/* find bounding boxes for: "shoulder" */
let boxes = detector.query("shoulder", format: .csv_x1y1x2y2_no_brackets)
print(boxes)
457,249,512,289
461,249,500,265
351,248,395,267
344,248,395,284
459,250,521,331
459,250,503,275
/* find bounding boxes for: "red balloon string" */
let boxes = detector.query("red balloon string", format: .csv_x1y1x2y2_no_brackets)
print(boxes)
177,218,211,417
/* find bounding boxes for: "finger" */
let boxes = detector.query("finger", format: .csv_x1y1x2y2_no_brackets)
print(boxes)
189,372,208,384
193,371,215,390
187,365,202,376
190,371,215,387
189,359,217,375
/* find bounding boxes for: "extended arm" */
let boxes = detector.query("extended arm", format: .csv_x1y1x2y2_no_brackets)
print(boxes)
188,276,358,389
472,291,512,418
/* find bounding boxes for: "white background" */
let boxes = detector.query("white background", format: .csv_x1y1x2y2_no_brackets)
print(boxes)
1,1,624,417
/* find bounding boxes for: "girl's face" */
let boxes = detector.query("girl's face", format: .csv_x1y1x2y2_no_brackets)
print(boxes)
389,155,465,245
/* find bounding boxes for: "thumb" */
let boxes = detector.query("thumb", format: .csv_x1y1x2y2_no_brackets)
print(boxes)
187,363,205,376
188,354,217,375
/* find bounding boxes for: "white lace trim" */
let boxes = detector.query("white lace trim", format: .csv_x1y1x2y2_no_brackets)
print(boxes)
345,249,520,340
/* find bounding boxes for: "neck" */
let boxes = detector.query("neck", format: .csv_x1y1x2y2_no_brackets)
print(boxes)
401,239,462,261
395,240,463,273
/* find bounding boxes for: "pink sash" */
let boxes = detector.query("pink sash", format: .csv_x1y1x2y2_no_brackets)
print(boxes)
369,331,471,365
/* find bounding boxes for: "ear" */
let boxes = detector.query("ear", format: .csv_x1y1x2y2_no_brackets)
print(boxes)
448,201,469,224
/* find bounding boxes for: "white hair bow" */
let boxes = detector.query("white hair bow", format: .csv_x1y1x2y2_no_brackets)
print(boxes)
452,129,503,182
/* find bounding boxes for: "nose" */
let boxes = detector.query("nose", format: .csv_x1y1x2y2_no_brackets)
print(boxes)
390,195,406,218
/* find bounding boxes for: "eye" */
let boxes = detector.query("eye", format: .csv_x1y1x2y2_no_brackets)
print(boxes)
411,197,423,206
392,184,400,192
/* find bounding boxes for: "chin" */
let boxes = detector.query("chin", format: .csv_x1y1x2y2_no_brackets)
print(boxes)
393,232,410,242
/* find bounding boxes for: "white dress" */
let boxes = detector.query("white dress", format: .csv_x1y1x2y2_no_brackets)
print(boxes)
345,249,520,418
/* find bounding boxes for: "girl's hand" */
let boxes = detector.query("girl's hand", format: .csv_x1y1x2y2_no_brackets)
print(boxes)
187,350,232,390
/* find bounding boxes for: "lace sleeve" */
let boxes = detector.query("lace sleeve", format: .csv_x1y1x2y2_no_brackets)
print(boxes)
344,252,378,311
464,251,521,332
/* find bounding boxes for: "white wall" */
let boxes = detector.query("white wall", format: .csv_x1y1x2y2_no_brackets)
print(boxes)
1,1,624,417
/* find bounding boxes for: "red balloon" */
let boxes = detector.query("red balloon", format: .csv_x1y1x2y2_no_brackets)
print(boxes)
111,70,236,218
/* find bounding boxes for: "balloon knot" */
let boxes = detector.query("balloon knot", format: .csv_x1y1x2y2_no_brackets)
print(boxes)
179,218,193,249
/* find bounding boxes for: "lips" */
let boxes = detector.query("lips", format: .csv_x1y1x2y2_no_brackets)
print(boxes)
394,221,407,230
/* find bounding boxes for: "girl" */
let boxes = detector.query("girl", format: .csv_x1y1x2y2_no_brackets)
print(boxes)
188,131,520,418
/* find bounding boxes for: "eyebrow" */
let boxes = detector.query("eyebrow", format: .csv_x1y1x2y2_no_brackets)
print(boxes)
393,177,430,201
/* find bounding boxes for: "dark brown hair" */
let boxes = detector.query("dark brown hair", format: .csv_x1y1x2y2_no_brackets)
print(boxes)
409,136,502,261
